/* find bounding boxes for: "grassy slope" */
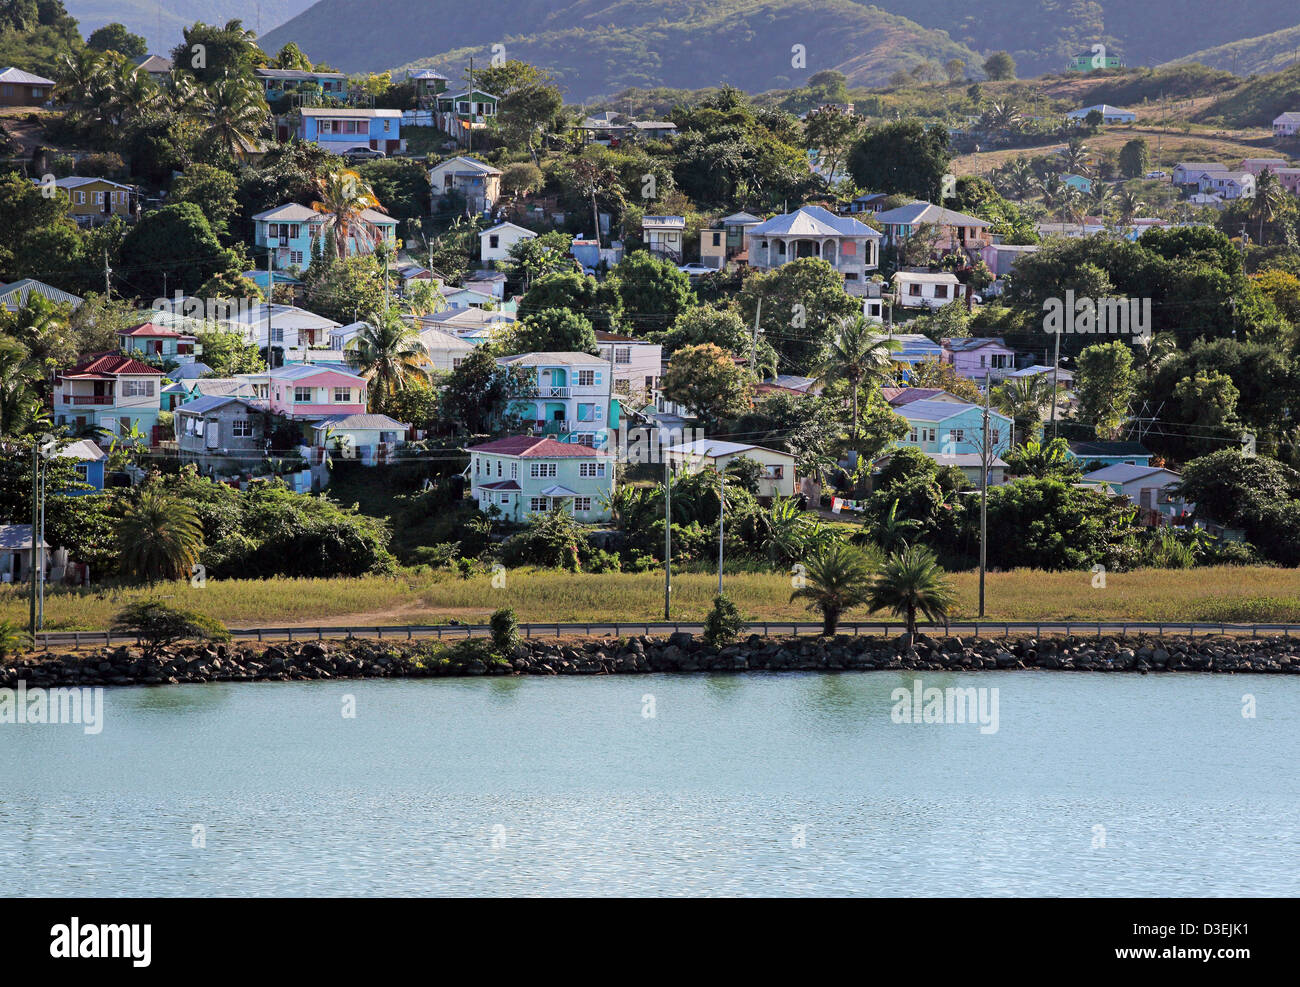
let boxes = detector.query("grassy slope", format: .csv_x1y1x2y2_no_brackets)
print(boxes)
6,567,1299,630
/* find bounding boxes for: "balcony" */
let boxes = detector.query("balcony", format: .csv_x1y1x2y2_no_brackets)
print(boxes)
61,395,113,406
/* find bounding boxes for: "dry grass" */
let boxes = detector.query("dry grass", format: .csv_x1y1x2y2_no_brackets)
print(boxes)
3,566,1298,630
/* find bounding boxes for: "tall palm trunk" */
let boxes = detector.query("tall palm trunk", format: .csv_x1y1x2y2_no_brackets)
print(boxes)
823,606,840,636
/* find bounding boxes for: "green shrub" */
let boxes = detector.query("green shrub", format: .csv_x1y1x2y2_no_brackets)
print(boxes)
110,601,230,658
0,619,31,661
490,607,519,652
703,594,746,647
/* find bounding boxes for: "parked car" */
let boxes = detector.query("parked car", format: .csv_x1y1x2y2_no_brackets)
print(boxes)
342,146,386,160
1144,170,1168,179
677,262,713,276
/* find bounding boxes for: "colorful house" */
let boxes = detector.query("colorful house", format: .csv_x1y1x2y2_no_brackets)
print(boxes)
256,67,348,101
56,440,106,494
941,337,1018,383
496,351,618,448
436,88,498,144
1066,51,1123,71
874,201,992,256
54,353,164,444
892,399,1013,460
595,331,662,405
118,322,199,364
174,395,270,475
466,436,615,522
295,107,404,155
252,202,398,270
266,364,368,420
746,206,881,293
700,211,762,269
1083,464,1191,522
35,176,135,224
0,67,53,106
1067,440,1152,469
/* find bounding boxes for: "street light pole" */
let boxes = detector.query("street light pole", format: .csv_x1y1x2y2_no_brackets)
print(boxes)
717,468,725,597
663,453,672,620
979,371,990,619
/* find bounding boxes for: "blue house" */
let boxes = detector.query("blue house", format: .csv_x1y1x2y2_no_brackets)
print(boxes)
256,68,348,102
1067,440,1153,468
893,399,1013,458
295,107,405,155
252,203,398,271
871,332,943,365
57,439,106,495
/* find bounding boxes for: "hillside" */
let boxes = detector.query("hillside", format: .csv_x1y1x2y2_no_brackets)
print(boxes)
1164,23,1300,77
64,1,313,54
260,0,1300,94
260,0,982,99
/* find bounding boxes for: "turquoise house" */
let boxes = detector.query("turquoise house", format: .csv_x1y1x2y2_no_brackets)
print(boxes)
56,439,106,495
893,399,1013,458
252,203,398,271
1067,440,1153,468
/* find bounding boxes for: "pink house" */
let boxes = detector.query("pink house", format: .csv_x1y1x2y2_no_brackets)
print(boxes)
941,337,1018,383
1273,168,1300,195
266,364,368,419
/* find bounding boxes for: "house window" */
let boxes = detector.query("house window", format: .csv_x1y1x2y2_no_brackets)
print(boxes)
333,388,352,403
499,493,510,505
294,387,313,403
579,462,606,478
74,463,88,480
992,429,1001,446
908,284,921,296
475,458,480,476
575,433,596,447
496,460,502,477
76,191,85,204
122,379,155,397
573,497,592,512
763,465,784,479
290,251,303,265
529,462,557,478
908,429,918,443
934,285,948,299
529,497,548,512
510,462,518,479
95,191,104,205
949,429,964,444
711,232,721,246
271,328,285,343
577,370,596,386
232,419,253,437
489,235,499,249
645,376,656,392
613,347,631,364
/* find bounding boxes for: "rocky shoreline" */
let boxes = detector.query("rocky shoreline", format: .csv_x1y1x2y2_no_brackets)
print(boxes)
5,631,1300,687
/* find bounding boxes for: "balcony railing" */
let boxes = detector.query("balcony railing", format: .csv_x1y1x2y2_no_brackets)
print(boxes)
61,395,112,406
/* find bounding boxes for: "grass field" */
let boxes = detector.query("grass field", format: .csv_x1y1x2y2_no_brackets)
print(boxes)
3,566,1298,631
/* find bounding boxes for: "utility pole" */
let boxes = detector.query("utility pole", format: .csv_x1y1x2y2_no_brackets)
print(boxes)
663,453,672,620
103,249,111,297
1049,325,1061,441
28,445,38,638
38,463,45,629
717,468,725,597
749,298,761,373
979,371,990,619
467,56,474,154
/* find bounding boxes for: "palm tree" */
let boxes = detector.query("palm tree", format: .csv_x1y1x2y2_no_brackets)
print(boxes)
870,498,922,553
0,339,44,435
313,167,384,259
1087,180,1115,219
1131,330,1177,383
1250,170,1289,245
817,315,899,445
204,73,270,160
346,309,429,408
118,488,204,583
866,544,958,638
1115,187,1144,227
790,542,879,635
1006,437,1077,479
1000,157,1036,200
992,374,1057,441
1060,137,1091,176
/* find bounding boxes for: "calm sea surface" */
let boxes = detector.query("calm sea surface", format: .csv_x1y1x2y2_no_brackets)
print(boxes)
2,672,1296,896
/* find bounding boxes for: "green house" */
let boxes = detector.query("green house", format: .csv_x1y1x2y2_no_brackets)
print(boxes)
1066,51,1124,71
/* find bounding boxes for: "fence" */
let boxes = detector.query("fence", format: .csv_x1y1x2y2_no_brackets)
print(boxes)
33,620,1300,649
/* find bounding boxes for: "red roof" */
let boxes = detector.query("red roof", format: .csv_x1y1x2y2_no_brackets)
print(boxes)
63,352,164,377
118,322,185,338
465,436,613,457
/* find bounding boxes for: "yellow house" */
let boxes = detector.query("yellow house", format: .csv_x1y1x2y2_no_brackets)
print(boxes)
42,176,135,224
666,438,797,501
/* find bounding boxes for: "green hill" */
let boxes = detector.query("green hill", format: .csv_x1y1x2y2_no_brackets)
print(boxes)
260,0,983,99
1162,23,1300,77
64,1,314,53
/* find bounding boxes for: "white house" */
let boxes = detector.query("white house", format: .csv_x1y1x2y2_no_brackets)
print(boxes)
1066,103,1136,125
1083,464,1191,521
418,325,475,373
745,205,881,294
1196,170,1255,199
642,215,686,261
1172,162,1222,186
479,222,536,265
666,439,797,501
1272,112,1300,138
891,270,963,310
429,155,502,213
595,331,661,405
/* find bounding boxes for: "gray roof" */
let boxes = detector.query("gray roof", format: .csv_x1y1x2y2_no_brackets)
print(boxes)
1083,464,1178,484
175,395,265,415
748,205,881,239
169,362,214,380
56,439,106,462
133,55,172,73
874,201,990,228
192,378,253,397
666,439,792,459
0,279,83,310
310,414,408,430
0,67,53,85
0,524,48,550
894,399,982,422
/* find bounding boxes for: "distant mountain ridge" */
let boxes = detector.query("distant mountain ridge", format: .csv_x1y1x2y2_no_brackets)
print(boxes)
64,2,313,54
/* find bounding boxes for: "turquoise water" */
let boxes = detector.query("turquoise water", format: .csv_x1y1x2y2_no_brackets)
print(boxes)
2,672,1296,897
